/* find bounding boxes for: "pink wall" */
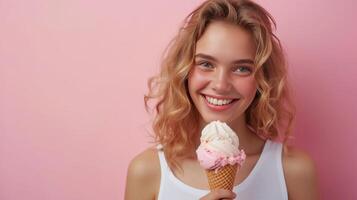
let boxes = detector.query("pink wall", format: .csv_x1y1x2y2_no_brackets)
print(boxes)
0,0,356,199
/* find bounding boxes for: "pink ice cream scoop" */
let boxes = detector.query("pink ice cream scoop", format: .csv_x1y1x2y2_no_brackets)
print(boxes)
196,121,246,171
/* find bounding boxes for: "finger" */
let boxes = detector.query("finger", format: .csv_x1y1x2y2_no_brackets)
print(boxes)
212,189,236,199
199,189,236,200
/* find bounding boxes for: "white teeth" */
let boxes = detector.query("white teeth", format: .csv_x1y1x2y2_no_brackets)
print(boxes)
213,99,218,105
205,96,234,106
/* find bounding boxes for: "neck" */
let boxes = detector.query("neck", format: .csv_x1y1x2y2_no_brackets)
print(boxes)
229,116,256,151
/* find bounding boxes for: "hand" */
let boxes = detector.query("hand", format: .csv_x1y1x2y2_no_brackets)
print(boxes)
199,189,236,200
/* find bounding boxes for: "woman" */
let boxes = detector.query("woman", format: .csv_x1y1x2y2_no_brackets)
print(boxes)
125,0,319,199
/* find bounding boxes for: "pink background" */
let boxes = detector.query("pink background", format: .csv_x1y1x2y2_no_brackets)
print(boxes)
0,0,356,199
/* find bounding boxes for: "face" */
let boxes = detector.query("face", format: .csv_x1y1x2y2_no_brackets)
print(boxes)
188,21,258,128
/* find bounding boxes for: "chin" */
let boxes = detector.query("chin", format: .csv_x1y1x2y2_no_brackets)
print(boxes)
200,112,245,127
201,115,233,124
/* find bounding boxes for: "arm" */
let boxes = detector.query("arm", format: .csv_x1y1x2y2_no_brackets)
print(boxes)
283,146,319,200
124,148,160,200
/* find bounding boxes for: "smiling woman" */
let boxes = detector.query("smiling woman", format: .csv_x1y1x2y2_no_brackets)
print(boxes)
124,0,318,199
189,21,258,125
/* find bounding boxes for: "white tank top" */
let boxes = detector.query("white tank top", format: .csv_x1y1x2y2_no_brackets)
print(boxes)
156,140,288,200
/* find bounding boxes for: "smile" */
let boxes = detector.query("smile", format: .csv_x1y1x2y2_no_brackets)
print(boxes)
205,96,234,106
202,95,239,111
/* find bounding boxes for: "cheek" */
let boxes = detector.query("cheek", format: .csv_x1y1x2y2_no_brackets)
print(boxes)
233,78,257,97
188,68,210,92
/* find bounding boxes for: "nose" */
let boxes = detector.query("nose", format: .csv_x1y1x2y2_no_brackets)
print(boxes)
212,69,232,93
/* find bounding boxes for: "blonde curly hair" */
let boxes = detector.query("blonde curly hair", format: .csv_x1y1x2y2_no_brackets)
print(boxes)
144,0,295,171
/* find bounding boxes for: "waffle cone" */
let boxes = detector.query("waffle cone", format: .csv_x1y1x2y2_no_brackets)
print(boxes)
206,164,238,191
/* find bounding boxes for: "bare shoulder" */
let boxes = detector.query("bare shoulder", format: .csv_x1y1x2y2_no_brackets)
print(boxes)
124,146,161,200
282,145,319,200
127,147,160,181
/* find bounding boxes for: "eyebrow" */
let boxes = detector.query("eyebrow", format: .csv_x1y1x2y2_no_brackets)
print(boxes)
194,53,254,65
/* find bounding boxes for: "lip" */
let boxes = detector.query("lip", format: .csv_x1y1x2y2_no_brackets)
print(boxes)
202,94,238,112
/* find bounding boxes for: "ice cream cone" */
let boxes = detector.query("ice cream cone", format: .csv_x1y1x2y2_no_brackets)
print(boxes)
196,121,245,191
206,164,238,191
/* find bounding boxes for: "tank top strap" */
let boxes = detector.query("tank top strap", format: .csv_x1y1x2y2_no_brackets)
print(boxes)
264,140,288,200
273,141,287,199
263,140,282,160
265,140,284,170
156,144,170,181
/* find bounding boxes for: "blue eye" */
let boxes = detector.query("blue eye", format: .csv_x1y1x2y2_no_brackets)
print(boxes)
197,61,213,69
234,66,252,74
